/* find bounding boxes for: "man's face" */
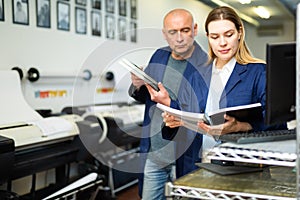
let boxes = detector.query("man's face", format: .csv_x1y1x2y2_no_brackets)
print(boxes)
163,13,197,59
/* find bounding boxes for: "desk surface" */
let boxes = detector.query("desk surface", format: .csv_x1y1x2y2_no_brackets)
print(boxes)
169,166,296,199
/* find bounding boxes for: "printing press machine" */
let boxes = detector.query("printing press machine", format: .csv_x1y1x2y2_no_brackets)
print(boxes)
0,71,144,199
0,70,107,199
63,102,144,197
0,114,96,198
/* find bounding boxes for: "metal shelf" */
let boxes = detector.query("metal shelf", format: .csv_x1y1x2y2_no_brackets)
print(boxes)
165,166,296,200
165,182,295,200
207,143,297,167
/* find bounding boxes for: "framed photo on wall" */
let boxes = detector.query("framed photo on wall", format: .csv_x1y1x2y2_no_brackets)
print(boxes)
130,21,136,42
91,11,101,36
76,0,87,6
92,0,101,10
105,15,115,39
118,18,126,41
36,0,50,28
0,0,4,21
75,7,87,34
130,0,136,19
57,1,70,31
118,0,126,16
13,0,29,25
106,0,114,13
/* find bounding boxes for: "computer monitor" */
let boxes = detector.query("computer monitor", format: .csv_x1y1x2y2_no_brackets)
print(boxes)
265,41,296,126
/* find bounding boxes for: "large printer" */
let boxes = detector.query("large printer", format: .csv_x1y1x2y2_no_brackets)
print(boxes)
65,102,145,197
0,71,90,198
0,69,145,198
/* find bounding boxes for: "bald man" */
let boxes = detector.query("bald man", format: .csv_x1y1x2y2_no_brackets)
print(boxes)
128,9,208,200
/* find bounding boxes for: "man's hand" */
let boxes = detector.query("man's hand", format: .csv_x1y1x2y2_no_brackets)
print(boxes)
131,73,144,90
146,82,171,106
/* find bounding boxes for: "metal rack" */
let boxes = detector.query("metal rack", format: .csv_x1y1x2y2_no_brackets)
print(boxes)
207,140,297,167
165,182,295,200
166,105,298,200
165,143,297,200
165,164,296,200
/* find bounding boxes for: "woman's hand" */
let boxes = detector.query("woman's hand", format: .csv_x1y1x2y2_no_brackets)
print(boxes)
146,82,171,106
198,114,253,136
162,112,183,128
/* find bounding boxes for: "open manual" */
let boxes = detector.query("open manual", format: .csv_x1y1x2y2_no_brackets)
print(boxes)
156,102,263,133
28,117,74,137
119,58,159,91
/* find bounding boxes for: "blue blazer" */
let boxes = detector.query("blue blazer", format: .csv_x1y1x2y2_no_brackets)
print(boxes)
194,62,267,130
129,42,208,197
163,61,287,141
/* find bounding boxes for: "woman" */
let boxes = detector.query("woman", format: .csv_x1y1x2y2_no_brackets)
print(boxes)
147,6,286,159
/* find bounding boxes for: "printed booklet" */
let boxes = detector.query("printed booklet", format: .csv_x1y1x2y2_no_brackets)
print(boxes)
119,58,159,91
156,102,262,133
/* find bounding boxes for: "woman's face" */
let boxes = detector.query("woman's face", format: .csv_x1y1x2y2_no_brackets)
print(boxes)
207,19,241,67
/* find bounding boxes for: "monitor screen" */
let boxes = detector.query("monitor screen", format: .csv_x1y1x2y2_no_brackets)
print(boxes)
265,42,296,125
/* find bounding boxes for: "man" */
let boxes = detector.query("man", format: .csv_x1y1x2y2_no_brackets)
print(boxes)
128,9,208,200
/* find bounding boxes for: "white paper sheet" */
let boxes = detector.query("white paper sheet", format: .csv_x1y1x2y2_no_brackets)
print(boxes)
43,172,98,200
0,71,42,126
29,116,74,136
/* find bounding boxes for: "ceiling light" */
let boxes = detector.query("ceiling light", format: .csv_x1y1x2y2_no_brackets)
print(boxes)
254,6,270,19
211,0,259,26
238,0,251,4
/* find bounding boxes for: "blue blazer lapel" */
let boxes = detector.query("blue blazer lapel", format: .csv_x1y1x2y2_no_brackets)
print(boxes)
221,63,247,103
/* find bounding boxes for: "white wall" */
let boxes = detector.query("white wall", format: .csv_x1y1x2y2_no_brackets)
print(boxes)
245,21,295,60
0,0,295,113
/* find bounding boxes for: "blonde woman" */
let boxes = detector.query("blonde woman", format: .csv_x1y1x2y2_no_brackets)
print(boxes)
147,6,286,160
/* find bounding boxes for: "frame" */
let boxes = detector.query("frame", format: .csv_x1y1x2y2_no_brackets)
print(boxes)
57,1,70,31
76,0,86,6
106,0,114,13
13,0,29,25
130,0,136,19
92,0,101,10
105,15,115,39
118,0,126,16
75,7,87,34
130,21,136,42
0,0,4,21
91,11,101,36
36,0,50,28
118,18,126,41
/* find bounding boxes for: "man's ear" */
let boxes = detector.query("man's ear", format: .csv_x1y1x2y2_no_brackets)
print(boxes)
193,23,198,36
162,29,167,40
